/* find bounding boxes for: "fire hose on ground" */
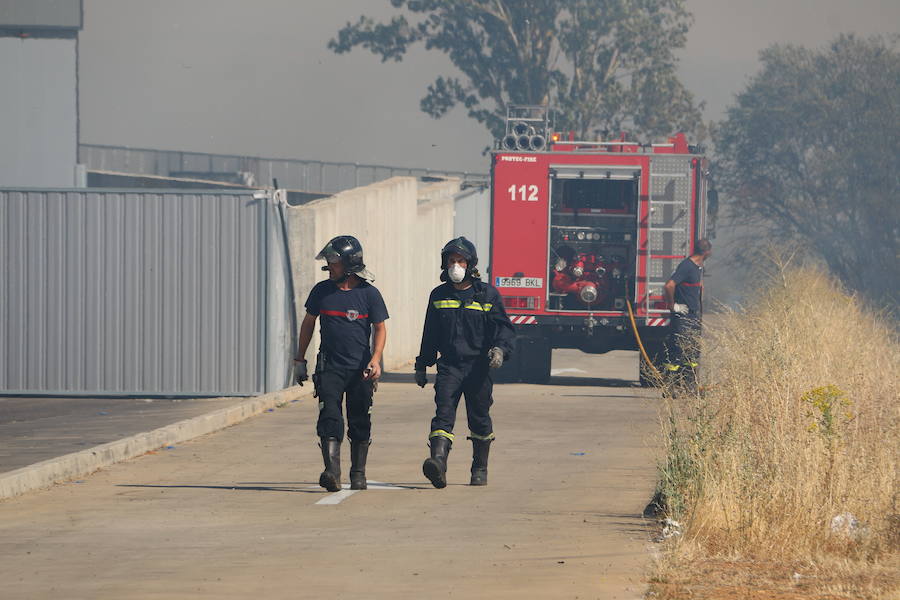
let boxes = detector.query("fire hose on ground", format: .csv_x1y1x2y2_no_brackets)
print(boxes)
625,298,663,381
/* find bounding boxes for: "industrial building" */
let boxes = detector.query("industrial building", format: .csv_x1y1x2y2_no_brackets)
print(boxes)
0,0,486,399
0,0,83,188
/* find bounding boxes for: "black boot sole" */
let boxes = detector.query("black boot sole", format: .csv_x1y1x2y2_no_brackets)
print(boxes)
470,472,487,486
350,475,367,490
319,471,341,492
422,458,447,489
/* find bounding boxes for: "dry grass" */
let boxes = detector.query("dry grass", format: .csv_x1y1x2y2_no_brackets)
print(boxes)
647,262,900,599
648,554,900,600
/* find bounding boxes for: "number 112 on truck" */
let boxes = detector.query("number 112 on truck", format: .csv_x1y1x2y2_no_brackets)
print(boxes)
488,105,715,385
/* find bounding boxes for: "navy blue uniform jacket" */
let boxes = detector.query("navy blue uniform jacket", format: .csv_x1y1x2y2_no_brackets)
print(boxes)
415,279,515,370
669,257,704,316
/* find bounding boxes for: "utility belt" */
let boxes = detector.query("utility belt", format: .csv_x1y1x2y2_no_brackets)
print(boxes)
437,353,490,369
312,351,377,397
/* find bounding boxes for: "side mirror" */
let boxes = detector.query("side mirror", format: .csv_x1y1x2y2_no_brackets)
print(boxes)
707,189,719,239
707,189,719,218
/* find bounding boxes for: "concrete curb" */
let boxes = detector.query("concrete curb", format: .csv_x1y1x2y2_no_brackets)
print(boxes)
0,386,311,501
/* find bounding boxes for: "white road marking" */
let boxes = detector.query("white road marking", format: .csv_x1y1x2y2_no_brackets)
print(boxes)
315,490,358,505
314,481,409,505
550,368,587,375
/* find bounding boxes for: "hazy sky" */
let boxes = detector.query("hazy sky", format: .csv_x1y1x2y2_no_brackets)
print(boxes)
78,0,900,174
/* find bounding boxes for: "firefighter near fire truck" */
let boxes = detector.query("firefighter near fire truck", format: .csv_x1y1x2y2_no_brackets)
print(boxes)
414,237,515,488
662,239,711,388
486,105,713,386
294,235,389,492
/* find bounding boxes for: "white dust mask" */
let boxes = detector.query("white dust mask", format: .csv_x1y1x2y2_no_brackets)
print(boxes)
448,264,466,283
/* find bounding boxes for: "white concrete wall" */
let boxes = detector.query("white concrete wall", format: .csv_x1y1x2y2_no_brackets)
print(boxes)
0,36,78,187
286,177,457,370
413,182,457,362
454,186,492,275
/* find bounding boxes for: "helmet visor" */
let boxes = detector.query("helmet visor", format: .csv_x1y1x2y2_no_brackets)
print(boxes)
316,242,341,263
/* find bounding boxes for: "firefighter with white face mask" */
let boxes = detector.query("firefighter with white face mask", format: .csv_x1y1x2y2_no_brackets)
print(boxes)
414,237,515,488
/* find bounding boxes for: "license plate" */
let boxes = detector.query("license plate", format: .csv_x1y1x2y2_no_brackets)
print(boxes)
495,276,543,288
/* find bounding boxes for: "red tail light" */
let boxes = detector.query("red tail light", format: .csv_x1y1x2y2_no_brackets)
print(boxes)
502,296,539,310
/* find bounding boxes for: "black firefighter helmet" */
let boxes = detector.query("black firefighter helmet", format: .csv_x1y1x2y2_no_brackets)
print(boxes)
440,236,479,281
317,235,374,281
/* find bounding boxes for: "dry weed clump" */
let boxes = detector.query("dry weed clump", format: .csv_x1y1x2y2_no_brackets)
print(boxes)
652,264,899,595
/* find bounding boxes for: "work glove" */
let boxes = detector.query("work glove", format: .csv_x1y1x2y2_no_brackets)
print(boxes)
414,369,427,388
294,359,308,386
672,303,689,316
487,347,504,369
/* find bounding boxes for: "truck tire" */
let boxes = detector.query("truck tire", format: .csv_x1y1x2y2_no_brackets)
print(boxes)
491,352,519,383
520,337,552,384
639,340,666,388
492,335,552,384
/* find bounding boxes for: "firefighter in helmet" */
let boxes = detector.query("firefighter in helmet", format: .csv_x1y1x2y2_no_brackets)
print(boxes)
662,238,712,389
294,235,389,492
414,237,515,488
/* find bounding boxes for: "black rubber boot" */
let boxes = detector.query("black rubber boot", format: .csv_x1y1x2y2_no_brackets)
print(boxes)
469,438,492,486
318,437,341,492
422,436,451,489
642,489,668,518
349,440,369,490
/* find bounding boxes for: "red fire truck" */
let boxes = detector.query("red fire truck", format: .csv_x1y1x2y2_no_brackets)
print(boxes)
489,106,713,385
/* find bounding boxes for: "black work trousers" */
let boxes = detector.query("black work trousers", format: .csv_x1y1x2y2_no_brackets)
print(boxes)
430,357,493,438
315,367,374,442
666,314,702,386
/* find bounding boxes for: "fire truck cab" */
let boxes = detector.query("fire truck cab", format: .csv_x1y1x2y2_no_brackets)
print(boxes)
488,106,711,385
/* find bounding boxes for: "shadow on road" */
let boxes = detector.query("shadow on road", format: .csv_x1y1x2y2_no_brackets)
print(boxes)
380,372,639,388
378,372,419,384
116,483,323,493
558,394,640,400
541,376,638,388
117,481,434,492
577,512,654,536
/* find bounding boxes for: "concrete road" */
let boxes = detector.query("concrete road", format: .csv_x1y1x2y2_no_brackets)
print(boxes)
0,396,248,473
0,350,661,599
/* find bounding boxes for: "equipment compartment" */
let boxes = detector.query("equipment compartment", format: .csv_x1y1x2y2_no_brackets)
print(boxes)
547,176,638,312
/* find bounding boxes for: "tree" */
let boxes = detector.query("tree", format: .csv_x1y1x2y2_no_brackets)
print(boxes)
328,0,703,142
714,35,900,309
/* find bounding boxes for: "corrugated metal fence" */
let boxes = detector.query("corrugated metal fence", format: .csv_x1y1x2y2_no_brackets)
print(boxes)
0,188,293,397
79,144,487,195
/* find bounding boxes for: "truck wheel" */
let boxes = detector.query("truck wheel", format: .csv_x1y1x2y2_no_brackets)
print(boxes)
492,352,519,383
520,337,552,384
492,335,551,384
639,341,666,388
492,335,523,383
